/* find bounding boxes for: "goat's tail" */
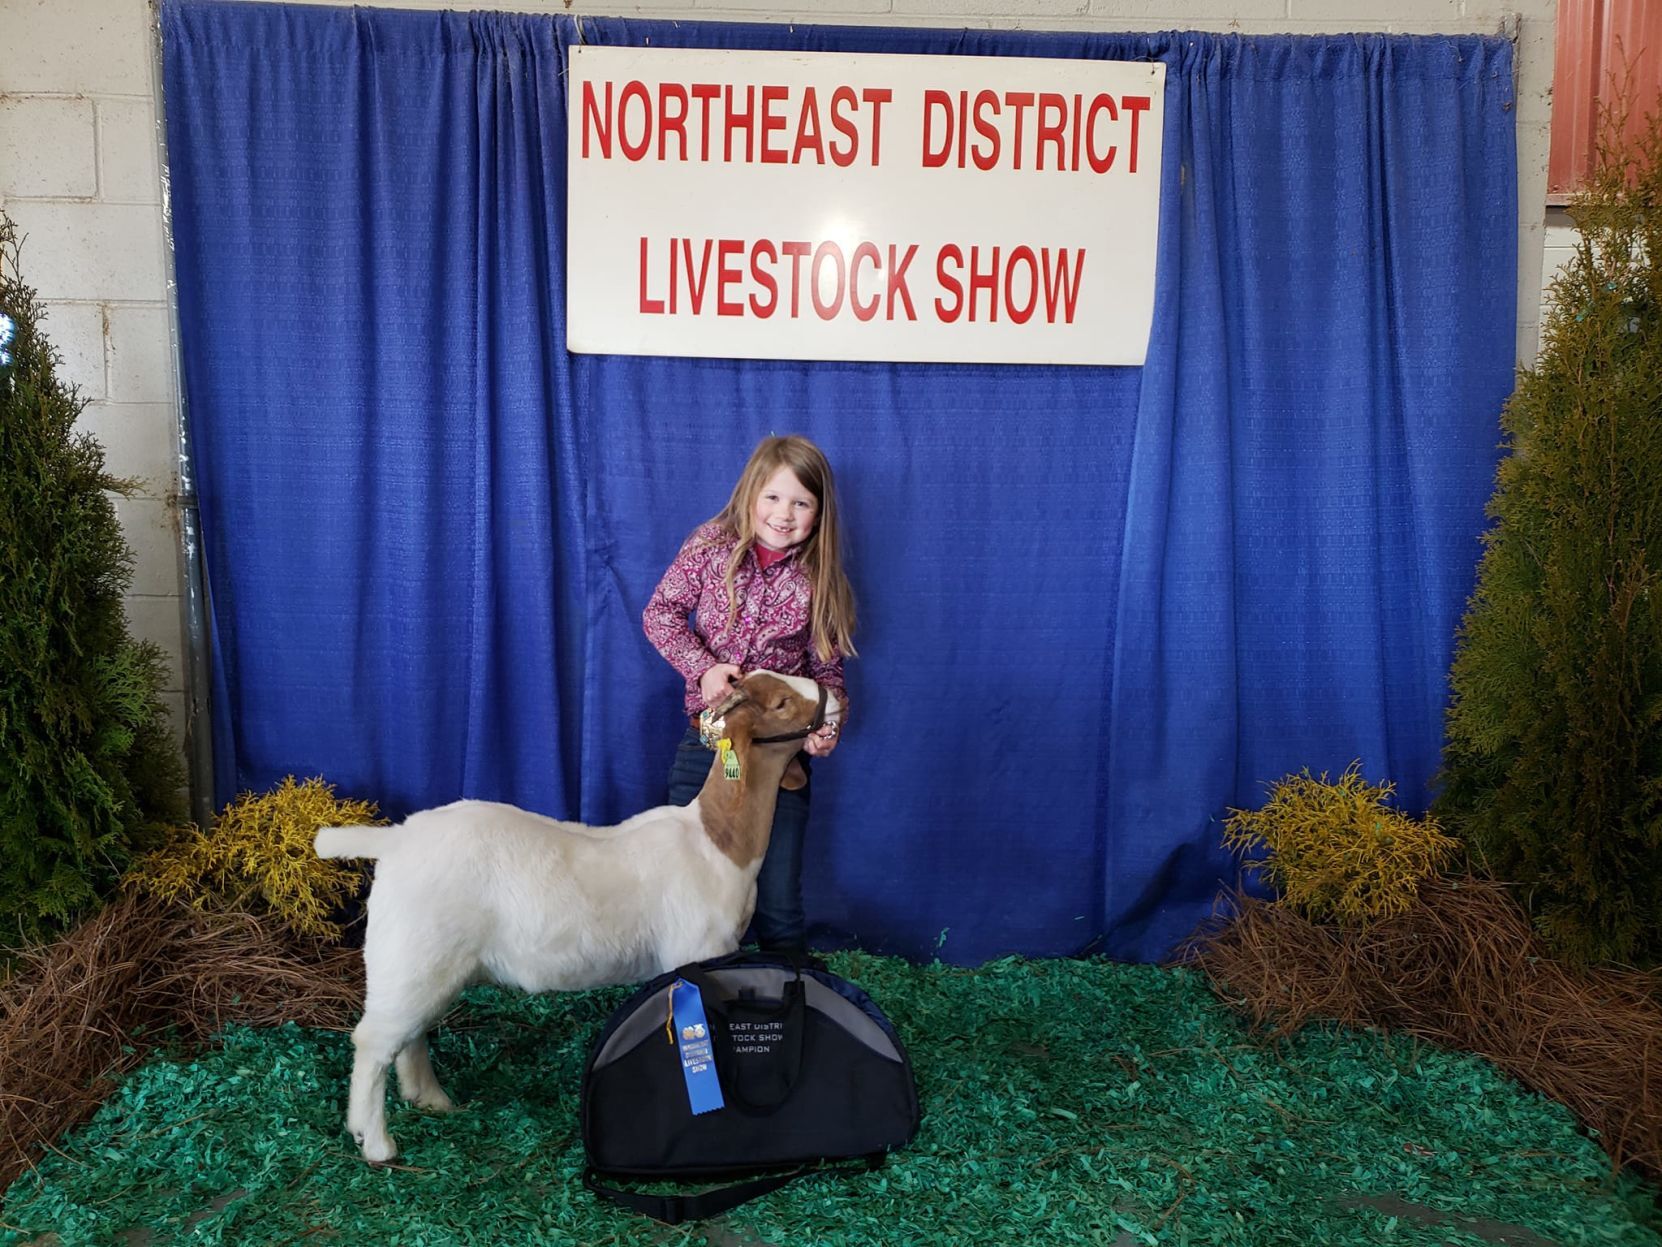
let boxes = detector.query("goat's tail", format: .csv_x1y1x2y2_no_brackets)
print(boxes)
315,825,395,861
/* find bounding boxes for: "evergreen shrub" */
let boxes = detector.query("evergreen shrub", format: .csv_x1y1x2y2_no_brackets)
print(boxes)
0,216,185,944
127,776,381,940
1437,109,1662,965
1224,762,1458,925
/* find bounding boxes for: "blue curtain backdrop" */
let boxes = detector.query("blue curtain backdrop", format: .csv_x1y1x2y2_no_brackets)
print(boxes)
160,2,1516,964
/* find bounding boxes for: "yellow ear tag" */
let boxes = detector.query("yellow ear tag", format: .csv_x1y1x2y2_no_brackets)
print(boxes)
718,738,741,781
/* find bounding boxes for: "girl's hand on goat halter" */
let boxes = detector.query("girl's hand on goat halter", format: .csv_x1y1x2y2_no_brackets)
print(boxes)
699,663,744,707
803,720,841,757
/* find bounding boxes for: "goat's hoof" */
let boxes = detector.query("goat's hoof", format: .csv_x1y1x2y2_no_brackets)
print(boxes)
401,1088,456,1113
413,1090,457,1114
359,1132,398,1165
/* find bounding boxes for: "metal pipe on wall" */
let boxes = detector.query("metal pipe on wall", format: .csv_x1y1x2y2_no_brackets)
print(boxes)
149,0,216,833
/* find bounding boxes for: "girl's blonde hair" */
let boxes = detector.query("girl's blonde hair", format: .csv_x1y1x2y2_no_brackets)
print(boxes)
708,435,858,661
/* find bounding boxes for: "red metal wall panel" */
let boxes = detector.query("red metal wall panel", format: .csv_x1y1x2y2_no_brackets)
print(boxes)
1551,0,1662,195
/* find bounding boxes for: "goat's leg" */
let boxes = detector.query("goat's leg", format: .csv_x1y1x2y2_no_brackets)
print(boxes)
347,1014,406,1163
395,1036,456,1113
346,911,476,1161
346,958,473,1161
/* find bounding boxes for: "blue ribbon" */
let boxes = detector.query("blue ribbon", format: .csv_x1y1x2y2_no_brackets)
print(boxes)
669,979,725,1116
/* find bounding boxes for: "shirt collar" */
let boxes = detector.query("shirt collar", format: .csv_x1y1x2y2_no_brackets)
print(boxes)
753,540,796,571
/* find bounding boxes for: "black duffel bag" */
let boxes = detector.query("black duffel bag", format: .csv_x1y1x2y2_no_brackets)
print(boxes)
581,951,920,1223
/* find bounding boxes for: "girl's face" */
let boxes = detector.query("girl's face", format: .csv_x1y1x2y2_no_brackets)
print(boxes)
751,465,819,551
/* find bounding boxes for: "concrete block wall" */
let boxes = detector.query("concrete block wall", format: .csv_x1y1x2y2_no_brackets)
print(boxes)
1,0,1558,804
1540,206,1577,329
1,0,184,746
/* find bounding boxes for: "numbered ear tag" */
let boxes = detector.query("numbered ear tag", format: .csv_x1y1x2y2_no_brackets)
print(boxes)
719,739,742,781
669,979,724,1115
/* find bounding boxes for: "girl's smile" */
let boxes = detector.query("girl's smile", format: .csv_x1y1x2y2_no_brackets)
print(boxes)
753,466,819,551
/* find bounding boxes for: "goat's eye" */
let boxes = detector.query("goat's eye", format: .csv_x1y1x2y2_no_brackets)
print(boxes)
774,697,789,710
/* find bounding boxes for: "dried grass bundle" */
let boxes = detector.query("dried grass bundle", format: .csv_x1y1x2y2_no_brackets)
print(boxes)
1186,874,1662,1179
0,890,361,1192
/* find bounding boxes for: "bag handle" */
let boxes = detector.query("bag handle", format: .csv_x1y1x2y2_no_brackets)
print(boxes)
678,964,806,1114
583,1156,884,1225
678,948,828,976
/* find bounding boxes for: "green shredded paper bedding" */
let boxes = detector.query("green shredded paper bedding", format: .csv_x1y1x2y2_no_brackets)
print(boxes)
2,954,1657,1246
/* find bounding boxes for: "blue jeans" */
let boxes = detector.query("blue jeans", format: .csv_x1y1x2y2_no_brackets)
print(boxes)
666,726,810,951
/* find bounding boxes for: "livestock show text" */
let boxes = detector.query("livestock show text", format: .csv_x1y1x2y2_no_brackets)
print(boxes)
578,78,1155,327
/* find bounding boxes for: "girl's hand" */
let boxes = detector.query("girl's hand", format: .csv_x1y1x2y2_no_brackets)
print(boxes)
803,720,841,758
699,663,743,707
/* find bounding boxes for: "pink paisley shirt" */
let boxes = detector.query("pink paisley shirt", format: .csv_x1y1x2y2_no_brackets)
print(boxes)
643,522,850,721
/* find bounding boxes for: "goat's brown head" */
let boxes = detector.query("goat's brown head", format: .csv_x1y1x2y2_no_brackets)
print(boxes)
706,671,840,791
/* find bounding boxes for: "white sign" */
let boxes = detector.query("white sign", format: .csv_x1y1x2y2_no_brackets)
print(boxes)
566,46,1165,365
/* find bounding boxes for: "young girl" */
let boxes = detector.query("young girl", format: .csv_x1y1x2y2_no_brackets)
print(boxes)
643,435,857,953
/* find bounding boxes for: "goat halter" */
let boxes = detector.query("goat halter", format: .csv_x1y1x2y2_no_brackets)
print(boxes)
698,683,830,748
752,683,830,744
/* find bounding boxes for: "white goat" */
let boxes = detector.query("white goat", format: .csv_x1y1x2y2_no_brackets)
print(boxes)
314,670,836,1163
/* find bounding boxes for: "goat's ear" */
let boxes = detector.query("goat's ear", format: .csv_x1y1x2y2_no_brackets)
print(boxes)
780,757,808,791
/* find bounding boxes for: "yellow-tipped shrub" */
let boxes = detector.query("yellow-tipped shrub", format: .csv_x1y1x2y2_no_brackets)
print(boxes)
126,776,384,940
1223,762,1458,925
